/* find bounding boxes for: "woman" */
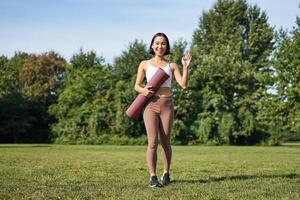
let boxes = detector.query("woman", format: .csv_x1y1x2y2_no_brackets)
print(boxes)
134,32,191,187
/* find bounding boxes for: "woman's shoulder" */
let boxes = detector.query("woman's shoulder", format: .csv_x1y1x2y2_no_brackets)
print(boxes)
168,62,178,71
138,60,149,70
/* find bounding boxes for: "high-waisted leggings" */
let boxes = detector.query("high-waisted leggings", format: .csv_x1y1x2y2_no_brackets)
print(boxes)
143,95,174,176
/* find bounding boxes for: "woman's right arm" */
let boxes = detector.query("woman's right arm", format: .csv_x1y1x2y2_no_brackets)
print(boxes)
134,61,154,97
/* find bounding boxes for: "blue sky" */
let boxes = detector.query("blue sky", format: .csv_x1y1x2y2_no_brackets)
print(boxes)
0,0,299,64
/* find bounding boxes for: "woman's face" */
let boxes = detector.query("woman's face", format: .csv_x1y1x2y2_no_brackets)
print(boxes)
151,36,167,56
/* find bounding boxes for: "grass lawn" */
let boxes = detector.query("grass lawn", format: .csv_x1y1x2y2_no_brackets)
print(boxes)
0,143,299,199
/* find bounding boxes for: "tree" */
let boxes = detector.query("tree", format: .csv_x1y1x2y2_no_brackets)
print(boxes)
166,39,200,144
0,52,30,97
191,0,274,144
19,51,68,105
271,14,300,142
0,55,9,97
15,52,68,141
70,48,104,69
49,50,114,143
0,92,35,143
113,39,150,80
111,40,150,137
0,53,37,143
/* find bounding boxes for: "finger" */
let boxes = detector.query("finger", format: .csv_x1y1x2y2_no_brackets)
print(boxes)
186,53,191,59
183,53,188,58
187,52,191,58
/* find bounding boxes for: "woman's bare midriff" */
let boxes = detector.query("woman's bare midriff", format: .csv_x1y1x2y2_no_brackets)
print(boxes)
154,87,172,97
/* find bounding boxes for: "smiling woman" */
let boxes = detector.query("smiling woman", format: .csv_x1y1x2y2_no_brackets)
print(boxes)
134,32,192,187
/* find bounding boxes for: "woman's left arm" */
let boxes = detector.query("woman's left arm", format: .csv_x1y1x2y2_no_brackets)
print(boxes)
172,53,192,89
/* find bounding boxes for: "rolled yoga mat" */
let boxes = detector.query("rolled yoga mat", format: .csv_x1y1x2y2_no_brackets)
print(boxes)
126,68,170,119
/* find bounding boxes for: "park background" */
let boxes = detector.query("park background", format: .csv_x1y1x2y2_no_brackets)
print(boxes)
1,0,300,145
1,1,300,199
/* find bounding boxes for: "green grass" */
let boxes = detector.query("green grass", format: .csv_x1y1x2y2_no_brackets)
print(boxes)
0,144,299,199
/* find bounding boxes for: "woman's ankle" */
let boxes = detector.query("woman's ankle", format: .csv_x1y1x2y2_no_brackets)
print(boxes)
150,173,157,177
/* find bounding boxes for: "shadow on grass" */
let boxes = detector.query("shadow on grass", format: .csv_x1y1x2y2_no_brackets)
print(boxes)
0,145,52,148
173,173,299,184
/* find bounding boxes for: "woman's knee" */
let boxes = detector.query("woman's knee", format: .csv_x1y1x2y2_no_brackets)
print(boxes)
148,140,158,150
160,139,171,149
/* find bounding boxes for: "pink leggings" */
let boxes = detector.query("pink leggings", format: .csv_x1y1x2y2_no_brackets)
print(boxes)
143,96,174,176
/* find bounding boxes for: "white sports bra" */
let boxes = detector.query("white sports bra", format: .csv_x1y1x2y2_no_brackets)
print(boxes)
146,61,172,88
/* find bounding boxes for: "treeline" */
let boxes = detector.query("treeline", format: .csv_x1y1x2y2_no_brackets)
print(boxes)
1,0,300,145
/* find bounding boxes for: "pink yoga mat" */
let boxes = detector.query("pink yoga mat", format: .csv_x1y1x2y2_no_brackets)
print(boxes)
126,68,170,119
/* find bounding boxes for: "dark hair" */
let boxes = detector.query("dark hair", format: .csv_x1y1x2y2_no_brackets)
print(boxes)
149,32,170,55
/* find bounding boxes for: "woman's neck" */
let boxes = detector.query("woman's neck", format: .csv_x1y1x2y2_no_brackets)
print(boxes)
152,56,165,63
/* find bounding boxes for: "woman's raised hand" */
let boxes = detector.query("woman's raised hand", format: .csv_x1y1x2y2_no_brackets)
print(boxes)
181,52,192,68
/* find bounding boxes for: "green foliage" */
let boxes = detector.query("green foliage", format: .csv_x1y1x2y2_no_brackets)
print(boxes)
0,92,36,142
110,40,150,137
0,55,9,96
0,52,30,97
191,0,274,144
167,39,200,144
49,45,150,144
19,51,67,105
70,48,104,69
49,58,114,143
112,79,145,136
218,112,237,143
2,1,300,145
270,15,300,142
0,52,66,142
113,39,150,80
0,53,34,142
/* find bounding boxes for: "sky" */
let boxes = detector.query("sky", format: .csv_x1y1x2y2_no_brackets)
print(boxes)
0,0,299,64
